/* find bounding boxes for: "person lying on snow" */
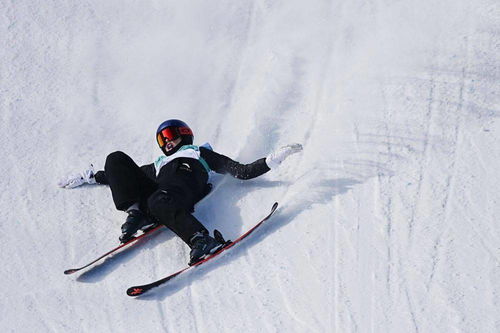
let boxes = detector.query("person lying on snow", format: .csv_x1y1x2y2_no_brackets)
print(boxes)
58,119,302,265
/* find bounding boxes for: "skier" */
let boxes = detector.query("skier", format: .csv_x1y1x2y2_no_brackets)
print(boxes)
58,119,302,265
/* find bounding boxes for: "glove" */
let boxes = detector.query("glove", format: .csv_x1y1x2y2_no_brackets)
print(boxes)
265,143,303,169
57,164,97,189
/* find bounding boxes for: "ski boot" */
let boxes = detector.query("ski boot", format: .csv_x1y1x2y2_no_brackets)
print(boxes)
119,209,156,243
188,231,224,266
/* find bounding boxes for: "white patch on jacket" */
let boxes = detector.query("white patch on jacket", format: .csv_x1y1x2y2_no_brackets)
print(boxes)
154,148,202,176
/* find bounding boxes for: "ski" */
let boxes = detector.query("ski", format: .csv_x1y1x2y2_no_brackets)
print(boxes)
126,202,279,297
64,225,164,275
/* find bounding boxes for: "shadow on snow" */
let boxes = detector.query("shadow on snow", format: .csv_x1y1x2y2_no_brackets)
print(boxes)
133,177,363,301
75,229,174,283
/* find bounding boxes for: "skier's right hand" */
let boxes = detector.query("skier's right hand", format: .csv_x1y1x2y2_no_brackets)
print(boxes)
57,164,97,189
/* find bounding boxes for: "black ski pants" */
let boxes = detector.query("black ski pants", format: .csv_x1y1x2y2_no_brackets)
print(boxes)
104,151,207,245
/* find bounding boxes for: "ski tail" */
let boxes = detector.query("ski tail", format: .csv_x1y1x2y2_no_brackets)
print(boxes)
64,225,164,275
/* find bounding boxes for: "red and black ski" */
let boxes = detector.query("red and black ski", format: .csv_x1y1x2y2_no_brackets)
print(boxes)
126,202,279,297
64,225,164,275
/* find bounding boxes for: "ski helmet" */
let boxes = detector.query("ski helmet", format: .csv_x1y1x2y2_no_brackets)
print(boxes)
156,119,194,156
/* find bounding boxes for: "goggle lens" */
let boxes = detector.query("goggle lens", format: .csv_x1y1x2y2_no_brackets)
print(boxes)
161,128,179,141
156,126,193,148
157,133,165,147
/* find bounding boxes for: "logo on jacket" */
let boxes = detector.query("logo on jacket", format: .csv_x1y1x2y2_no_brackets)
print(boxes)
179,163,192,172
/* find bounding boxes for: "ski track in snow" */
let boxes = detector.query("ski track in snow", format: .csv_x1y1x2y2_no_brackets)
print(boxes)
2,0,500,332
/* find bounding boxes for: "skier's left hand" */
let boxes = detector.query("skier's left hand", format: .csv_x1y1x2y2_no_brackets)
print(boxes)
266,143,303,169
57,165,97,189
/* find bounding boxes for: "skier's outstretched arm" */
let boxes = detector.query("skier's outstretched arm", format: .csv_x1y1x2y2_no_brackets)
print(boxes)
57,164,99,189
58,163,155,188
201,143,303,180
92,163,155,185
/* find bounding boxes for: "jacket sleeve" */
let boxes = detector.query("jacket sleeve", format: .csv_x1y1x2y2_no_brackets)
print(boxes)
200,147,270,180
93,163,156,185
94,170,108,184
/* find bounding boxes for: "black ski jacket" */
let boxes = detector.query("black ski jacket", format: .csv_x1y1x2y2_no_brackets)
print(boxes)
94,147,270,204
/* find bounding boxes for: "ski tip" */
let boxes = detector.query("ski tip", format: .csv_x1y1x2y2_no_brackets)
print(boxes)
64,269,78,275
272,202,278,211
127,286,145,297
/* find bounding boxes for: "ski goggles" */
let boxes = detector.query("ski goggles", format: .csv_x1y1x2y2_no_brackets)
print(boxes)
156,126,193,148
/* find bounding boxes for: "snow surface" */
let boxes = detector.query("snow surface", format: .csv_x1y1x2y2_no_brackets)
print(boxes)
2,0,500,332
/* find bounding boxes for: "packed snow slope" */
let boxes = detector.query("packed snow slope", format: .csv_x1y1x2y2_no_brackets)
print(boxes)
2,0,500,332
